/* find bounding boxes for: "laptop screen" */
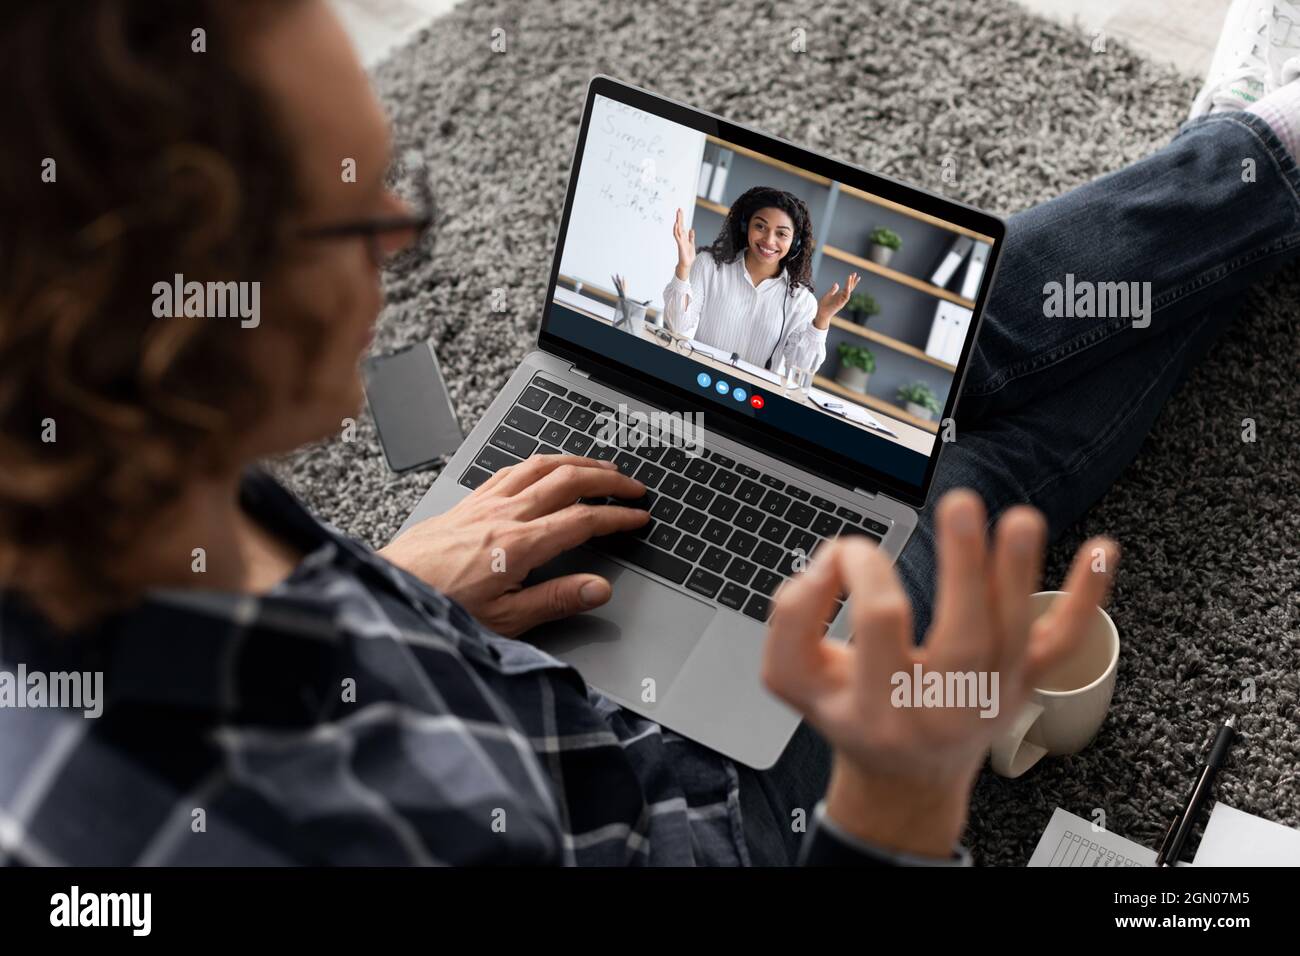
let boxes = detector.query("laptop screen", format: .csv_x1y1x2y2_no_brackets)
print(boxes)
539,78,1004,509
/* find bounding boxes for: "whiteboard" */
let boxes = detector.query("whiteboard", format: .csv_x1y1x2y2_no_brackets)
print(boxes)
557,94,706,315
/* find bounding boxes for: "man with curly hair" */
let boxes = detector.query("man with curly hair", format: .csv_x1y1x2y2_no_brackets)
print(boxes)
2,0,1296,869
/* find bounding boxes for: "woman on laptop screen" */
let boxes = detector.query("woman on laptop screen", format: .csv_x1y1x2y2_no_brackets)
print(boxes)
663,186,859,375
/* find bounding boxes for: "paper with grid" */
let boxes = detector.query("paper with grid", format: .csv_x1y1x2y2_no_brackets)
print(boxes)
1028,807,1154,867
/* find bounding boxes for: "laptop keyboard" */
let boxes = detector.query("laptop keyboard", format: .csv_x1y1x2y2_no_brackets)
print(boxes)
459,374,892,628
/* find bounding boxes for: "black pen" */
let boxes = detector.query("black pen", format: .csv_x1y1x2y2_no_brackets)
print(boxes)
1155,716,1236,867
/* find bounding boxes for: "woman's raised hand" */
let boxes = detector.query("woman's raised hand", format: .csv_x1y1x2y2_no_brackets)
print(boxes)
815,272,860,328
672,208,696,280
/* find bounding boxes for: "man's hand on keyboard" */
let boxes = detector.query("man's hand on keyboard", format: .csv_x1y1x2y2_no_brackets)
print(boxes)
379,455,649,636
762,489,1118,859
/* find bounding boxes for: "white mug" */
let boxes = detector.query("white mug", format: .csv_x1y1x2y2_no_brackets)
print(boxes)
989,591,1119,778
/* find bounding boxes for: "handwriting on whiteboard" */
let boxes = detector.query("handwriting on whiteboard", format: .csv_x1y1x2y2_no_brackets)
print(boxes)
595,102,674,223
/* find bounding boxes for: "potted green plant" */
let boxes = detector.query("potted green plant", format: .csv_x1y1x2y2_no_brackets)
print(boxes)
835,342,876,394
896,381,941,421
867,227,902,267
844,291,880,326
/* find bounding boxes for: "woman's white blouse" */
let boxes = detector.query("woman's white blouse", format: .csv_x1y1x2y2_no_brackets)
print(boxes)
661,251,827,373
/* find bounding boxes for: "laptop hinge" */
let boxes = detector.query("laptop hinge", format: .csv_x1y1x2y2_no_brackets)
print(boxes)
853,485,879,501
568,365,593,379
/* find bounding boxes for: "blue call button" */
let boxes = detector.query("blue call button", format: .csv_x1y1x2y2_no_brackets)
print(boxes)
696,372,712,388
715,380,730,395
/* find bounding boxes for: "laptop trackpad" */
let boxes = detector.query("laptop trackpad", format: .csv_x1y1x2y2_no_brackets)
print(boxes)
523,548,714,705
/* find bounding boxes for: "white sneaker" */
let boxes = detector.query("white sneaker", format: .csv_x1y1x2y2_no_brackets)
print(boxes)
1189,0,1271,119
1267,1,1300,87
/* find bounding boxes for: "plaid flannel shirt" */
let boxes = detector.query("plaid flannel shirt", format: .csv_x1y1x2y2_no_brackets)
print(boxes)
0,469,945,866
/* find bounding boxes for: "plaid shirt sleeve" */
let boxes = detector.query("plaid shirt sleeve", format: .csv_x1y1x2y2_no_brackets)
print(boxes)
0,471,739,866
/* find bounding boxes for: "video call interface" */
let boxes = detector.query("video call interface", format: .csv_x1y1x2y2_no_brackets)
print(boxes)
546,93,997,492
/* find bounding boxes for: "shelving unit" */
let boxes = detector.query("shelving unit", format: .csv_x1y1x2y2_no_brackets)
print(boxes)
836,183,993,243
827,315,956,372
705,135,831,186
821,245,975,309
702,136,993,243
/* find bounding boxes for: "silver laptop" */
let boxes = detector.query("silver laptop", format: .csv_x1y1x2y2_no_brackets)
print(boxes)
400,76,1004,769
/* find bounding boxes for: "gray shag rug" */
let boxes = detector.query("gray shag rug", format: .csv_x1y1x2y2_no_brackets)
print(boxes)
274,0,1300,865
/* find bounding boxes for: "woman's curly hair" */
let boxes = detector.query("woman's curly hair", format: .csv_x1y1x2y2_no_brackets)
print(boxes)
699,186,815,299
0,0,321,622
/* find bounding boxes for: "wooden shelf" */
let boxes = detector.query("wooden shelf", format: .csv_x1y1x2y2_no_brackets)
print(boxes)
837,183,995,244
814,375,940,434
827,315,956,372
822,245,975,309
705,134,832,186
695,196,728,217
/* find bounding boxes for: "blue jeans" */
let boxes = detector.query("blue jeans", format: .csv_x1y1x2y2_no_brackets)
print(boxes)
737,111,1300,865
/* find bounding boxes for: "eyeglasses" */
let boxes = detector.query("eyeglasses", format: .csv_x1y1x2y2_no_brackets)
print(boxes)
299,149,436,271
649,326,702,358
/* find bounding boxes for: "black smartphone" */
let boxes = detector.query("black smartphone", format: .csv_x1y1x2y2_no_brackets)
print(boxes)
362,341,463,473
